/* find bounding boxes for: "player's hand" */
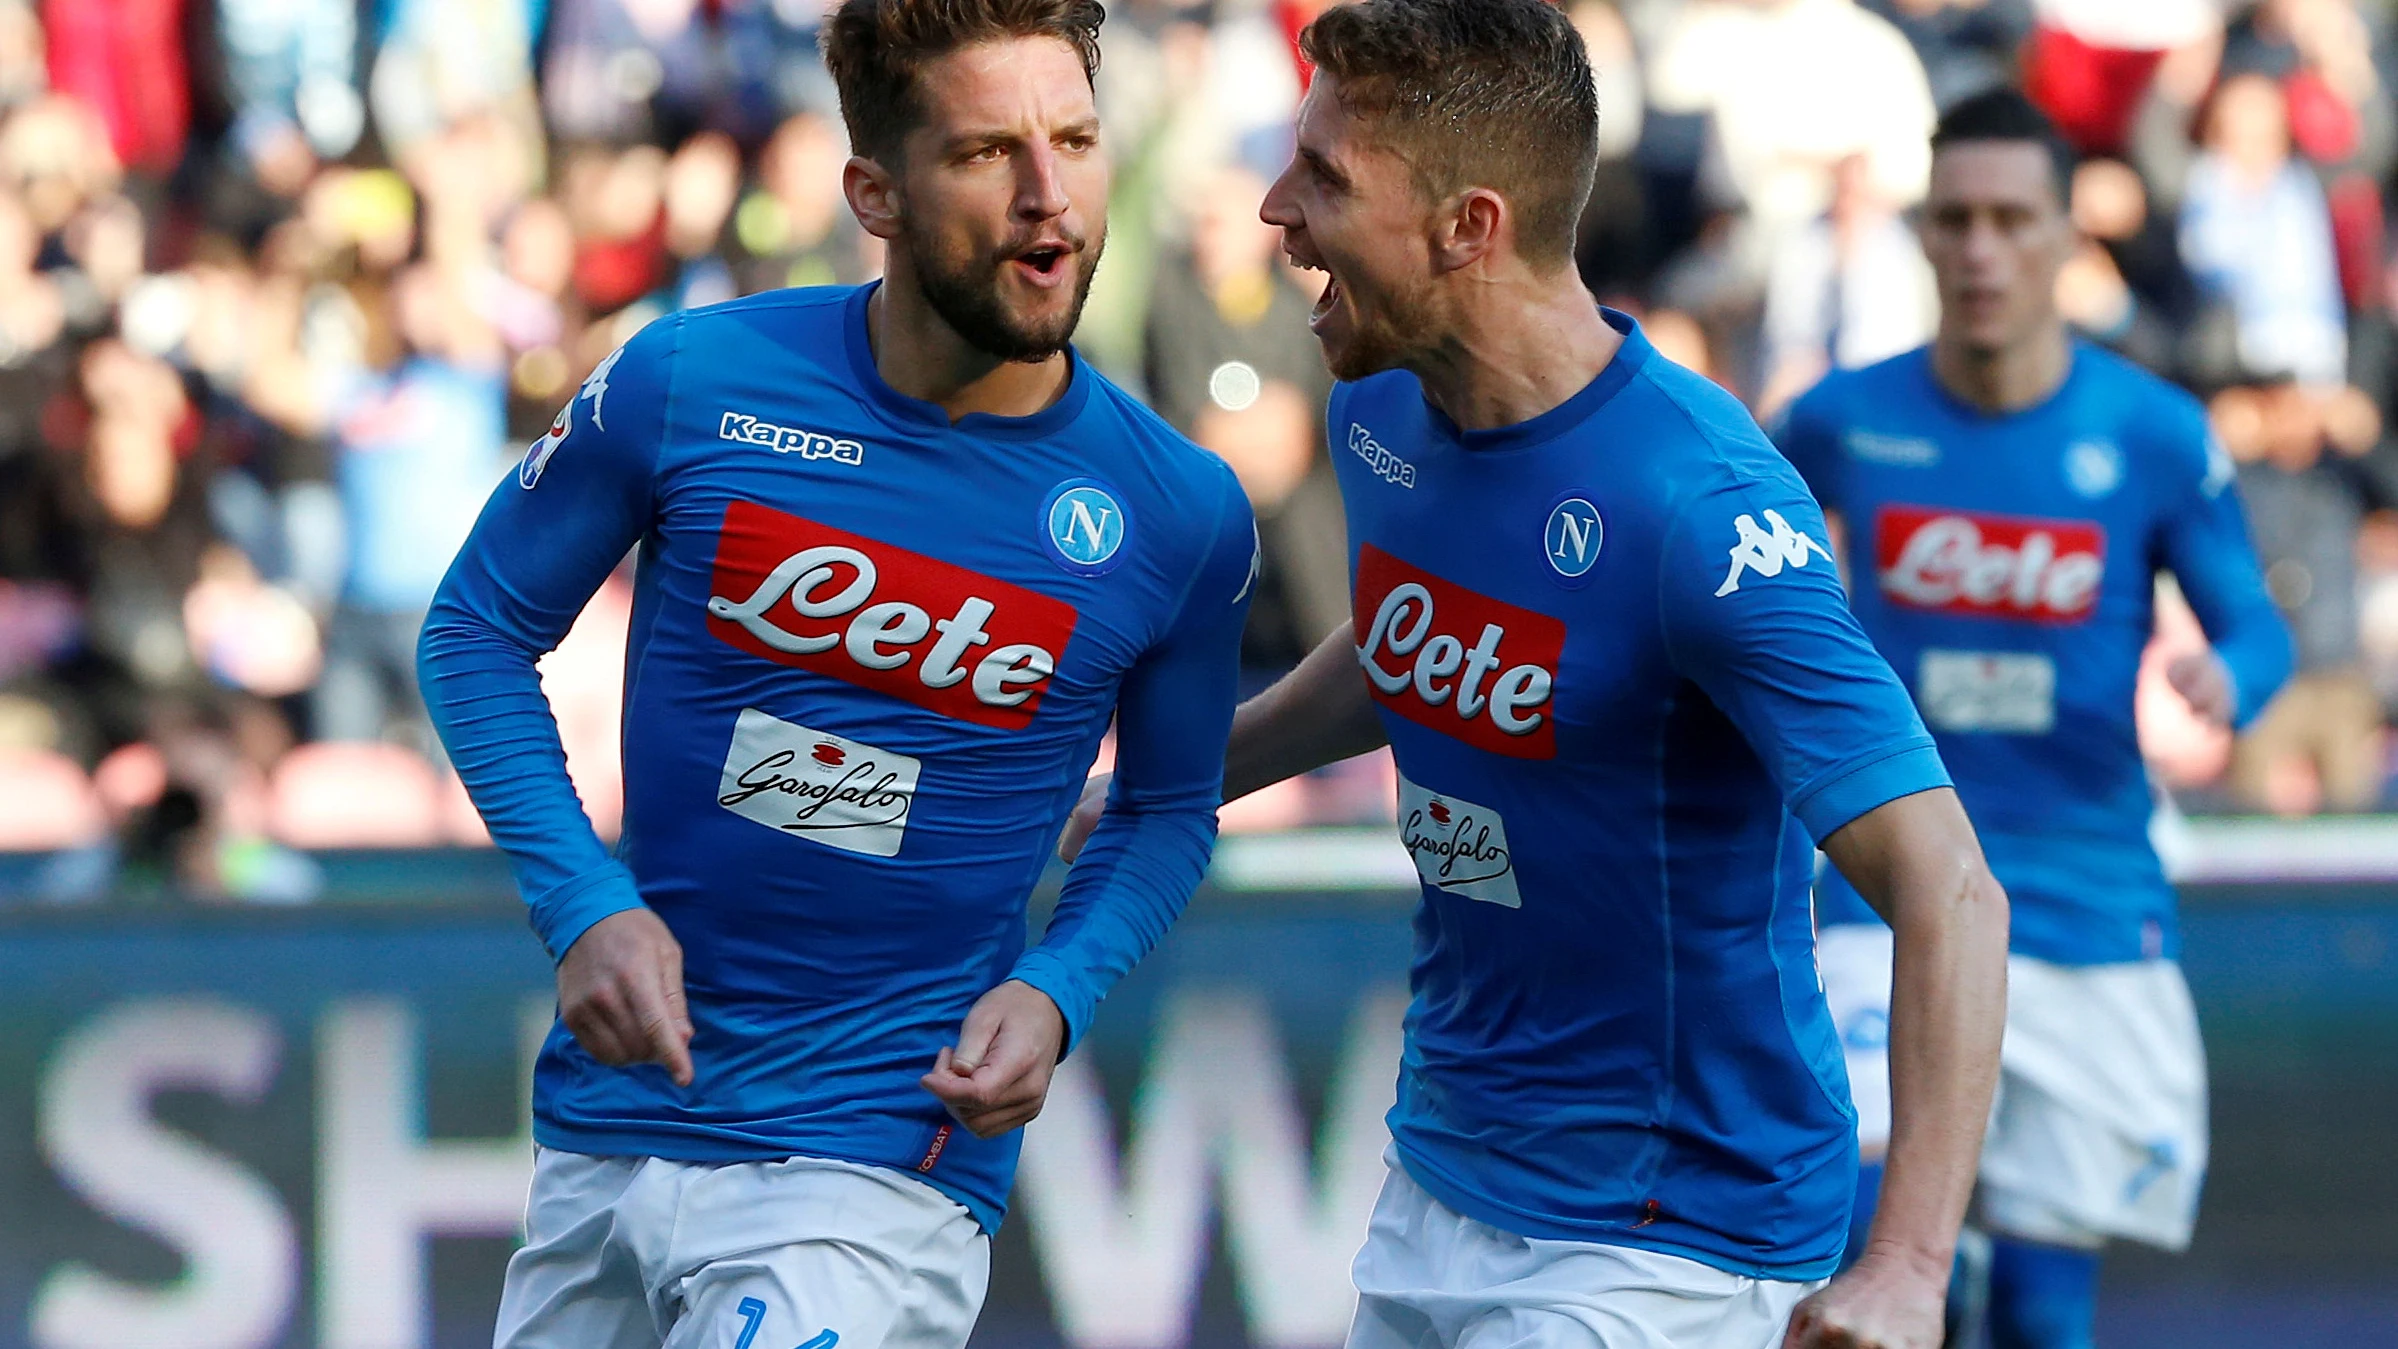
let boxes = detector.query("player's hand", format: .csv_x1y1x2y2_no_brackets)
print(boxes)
1056,773,1112,862
1781,1249,1946,1349
921,980,1067,1138
557,908,696,1087
2165,649,2234,728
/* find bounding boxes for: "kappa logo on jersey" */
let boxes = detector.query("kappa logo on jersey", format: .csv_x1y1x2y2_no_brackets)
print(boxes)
1348,423,1416,487
581,341,626,431
1876,505,2106,623
705,501,1079,729
518,400,570,489
1233,521,1262,604
1544,497,1604,580
717,708,920,855
1714,510,1834,596
1397,772,1520,907
1042,480,1128,574
1354,544,1563,759
721,411,865,466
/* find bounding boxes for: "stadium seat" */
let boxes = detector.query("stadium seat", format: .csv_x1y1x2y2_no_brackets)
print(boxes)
266,742,443,848
0,749,106,850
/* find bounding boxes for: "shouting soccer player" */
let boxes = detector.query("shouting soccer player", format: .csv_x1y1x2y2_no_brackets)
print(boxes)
418,3,1258,1347
1065,2,2008,1346
1778,91,2293,1349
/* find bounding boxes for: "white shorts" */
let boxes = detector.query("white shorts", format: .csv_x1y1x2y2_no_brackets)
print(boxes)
1815,931,2208,1251
1346,1155,1823,1349
493,1148,990,1349
1814,923,1896,1157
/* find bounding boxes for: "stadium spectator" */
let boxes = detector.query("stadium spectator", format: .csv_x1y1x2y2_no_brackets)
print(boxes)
0,0,2392,847
2213,378,2395,812
2023,0,2220,157
312,264,505,755
1567,0,1649,299
216,0,365,179
2180,70,2350,386
1862,0,2036,111
1144,164,1345,668
1648,0,1937,257
733,110,876,296
39,0,187,177
1758,151,1937,418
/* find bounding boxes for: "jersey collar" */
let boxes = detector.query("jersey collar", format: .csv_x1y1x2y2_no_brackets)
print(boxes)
1430,306,1653,454
841,281,1094,441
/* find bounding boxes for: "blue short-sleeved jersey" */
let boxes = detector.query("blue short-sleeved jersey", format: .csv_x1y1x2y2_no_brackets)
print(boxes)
419,284,1257,1231
1332,310,1949,1279
1778,345,2292,964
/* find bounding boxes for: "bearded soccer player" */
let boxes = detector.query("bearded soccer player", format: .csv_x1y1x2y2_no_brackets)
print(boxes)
1061,2,2009,1346
418,3,1258,1346
1777,91,2293,1349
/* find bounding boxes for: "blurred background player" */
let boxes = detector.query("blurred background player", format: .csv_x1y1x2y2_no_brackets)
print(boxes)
417,2,1257,1347
1068,3,2011,1346
1776,90,2295,1349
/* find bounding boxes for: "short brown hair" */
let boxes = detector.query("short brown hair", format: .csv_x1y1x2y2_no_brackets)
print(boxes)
821,0,1106,164
1302,0,1598,268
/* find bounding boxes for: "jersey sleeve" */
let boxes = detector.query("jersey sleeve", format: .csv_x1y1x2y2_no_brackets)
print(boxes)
2152,401,2294,728
1658,471,1950,844
1769,388,1842,510
416,316,680,961
1009,464,1258,1051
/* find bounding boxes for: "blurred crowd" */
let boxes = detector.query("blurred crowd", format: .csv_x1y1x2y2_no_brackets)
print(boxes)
3,0,2398,899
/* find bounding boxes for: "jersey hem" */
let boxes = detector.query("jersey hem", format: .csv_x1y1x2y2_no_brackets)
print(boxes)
1390,1142,1844,1282
531,1119,1007,1234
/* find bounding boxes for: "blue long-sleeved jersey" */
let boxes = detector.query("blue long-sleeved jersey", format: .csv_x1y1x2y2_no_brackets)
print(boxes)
418,284,1256,1231
1778,343,2293,964
1333,311,1951,1279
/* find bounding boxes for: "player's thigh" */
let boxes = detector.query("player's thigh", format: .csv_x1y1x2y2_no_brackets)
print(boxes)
1980,959,2208,1250
1348,1164,1814,1349
663,1234,989,1349
495,1150,661,1349
1447,1249,1817,1349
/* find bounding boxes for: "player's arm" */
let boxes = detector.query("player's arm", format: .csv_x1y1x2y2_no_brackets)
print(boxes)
1806,789,2009,1349
1055,619,1386,860
1658,478,2006,1349
923,469,1258,1137
2155,417,2294,728
416,318,694,1086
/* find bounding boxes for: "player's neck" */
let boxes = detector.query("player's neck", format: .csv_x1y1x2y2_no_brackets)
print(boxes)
1930,323,2072,415
865,273,1073,422
1410,274,1622,433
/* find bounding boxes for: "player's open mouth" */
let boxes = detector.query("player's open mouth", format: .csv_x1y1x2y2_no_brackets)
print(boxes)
1011,243,1073,289
1310,273,1342,329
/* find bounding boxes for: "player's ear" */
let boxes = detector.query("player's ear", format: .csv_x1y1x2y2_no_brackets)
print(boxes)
843,155,904,241
1430,187,1505,276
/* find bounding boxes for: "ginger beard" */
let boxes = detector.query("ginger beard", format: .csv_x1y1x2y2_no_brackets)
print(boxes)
1308,254,1441,383
904,213,1106,364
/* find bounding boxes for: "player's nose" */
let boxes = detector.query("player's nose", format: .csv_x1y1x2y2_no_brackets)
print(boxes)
1259,162,1302,231
1013,142,1071,222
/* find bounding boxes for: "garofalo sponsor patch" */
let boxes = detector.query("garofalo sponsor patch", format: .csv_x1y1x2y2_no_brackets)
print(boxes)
1396,772,1520,909
716,708,921,856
